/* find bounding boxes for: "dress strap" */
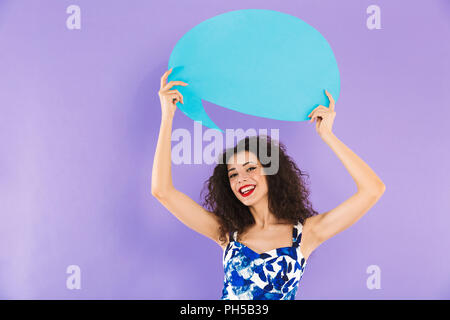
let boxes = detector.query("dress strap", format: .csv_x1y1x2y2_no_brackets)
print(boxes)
292,221,303,248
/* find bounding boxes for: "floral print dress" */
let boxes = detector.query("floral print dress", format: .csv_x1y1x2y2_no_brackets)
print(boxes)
221,221,307,300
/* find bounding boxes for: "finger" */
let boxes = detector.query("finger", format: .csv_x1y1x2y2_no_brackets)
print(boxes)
168,90,183,101
308,105,329,117
166,89,183,98
310,110,330,122
325,90,335,111
310,113,324,123
160,68,173,89
168,93,181,104
311,109,329,115
168,92,183,104
309,110,328,122
163,80,189,91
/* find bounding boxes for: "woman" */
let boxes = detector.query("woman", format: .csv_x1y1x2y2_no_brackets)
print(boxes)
151,68,386,300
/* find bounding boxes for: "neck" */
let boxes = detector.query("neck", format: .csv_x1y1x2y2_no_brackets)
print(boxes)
248,195,278,229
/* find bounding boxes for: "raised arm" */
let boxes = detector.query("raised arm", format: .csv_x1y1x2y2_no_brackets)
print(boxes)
151,69,224,247
301,90,386,259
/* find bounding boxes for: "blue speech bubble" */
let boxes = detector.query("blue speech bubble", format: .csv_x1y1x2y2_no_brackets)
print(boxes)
168,9,340,132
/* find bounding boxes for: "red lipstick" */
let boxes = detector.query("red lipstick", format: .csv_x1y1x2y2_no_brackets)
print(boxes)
239,184,256,197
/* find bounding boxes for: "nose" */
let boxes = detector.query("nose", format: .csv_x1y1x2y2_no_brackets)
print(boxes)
237,172,250,184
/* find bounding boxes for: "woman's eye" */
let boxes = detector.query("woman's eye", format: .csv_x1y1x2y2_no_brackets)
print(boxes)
229,167,255,179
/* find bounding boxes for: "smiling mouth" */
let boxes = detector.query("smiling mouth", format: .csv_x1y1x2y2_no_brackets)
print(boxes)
239,184,256,197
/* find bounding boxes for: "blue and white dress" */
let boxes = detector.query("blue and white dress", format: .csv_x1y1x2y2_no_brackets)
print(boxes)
221,221,307,300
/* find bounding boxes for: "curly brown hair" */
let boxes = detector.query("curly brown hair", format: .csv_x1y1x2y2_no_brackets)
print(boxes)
200,134,319,246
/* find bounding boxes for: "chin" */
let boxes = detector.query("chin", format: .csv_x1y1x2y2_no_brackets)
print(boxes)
240,197,258,206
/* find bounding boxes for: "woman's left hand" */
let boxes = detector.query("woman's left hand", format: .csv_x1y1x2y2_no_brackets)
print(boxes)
308,89,336,139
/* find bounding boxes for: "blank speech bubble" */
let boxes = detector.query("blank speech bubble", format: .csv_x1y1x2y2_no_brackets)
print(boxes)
167,9,341,132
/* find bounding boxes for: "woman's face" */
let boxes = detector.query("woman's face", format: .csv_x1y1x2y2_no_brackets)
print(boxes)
226,151,269,206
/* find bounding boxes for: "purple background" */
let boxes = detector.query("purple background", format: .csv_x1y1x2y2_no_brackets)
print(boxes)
0,0,449,299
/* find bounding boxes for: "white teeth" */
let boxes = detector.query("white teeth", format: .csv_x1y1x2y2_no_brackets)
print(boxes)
240,186,255,194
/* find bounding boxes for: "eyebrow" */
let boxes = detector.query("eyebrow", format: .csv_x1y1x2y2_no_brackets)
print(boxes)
227,161,256,172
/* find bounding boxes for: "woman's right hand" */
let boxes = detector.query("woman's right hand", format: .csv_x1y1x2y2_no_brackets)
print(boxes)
158,68,188,118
